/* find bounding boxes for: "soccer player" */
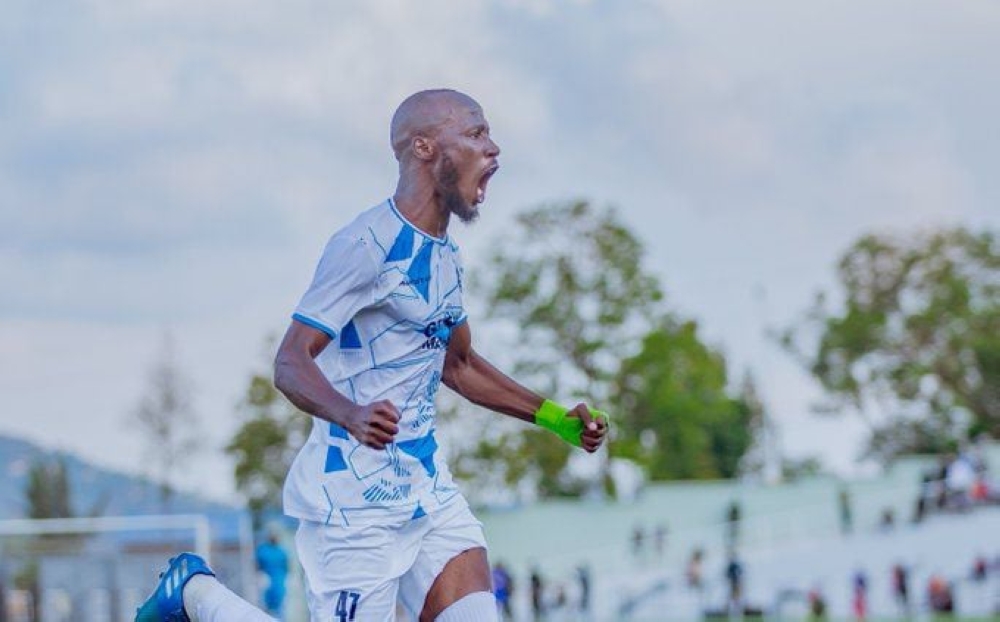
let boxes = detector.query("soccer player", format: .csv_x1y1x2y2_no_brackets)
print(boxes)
135,89,608,622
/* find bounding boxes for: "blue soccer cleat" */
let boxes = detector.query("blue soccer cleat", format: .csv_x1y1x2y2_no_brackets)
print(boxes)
135,552,215,621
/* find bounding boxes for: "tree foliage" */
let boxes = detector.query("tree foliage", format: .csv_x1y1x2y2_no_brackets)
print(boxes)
226,349,310,526
783,228,1000,459
612,318,753,480
466,200,663,496
456,199,756,496
131,334,202,510
477,200,663,399
20,457,92,605
25,458,73,520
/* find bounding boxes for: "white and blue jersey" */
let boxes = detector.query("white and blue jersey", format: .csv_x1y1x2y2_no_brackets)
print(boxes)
283,198,466,527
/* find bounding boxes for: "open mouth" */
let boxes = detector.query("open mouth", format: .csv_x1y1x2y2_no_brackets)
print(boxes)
475,163,500,205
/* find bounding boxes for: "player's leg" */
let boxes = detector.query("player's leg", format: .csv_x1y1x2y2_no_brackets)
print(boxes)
397,500,497,622
182,574,277,622
134,552,276,622
422,547,495,621
296,518,421,622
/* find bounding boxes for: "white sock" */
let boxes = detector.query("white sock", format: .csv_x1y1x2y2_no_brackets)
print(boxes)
435,591,499,622
183,574,276,622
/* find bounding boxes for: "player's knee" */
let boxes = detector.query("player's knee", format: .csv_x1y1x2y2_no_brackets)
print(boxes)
434,590,498,622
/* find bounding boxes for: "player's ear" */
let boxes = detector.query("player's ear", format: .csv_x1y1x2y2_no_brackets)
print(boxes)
412,135,435,161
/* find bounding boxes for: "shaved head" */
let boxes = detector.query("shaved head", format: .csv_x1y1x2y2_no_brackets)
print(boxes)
388,89,499,229
390,89,481,160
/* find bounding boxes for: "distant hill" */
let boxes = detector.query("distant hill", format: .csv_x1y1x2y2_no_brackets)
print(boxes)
0,434,246,540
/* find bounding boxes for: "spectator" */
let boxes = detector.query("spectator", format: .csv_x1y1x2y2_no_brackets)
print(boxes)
838,486,853,535
725,553,744,612
653,523,668,558
852,570,868,621
935,456,951,509
808,588,827,621
946,453,977,510
552,583,567,611
631,523,645,559
530,566,545,620
255,529,289,619
725,501,742,549
879,508,895,532
492,562,513,620
971,475,990,503
970,472,999,505
967,436,988,474
891,563,910,616
928,574,954,614
913,474,932,523
686,548,704,590
576,564,591,616
972,555,988,582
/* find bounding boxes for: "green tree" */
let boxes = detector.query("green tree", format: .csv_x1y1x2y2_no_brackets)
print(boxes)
19,457,84,614
131,333,202,511
226,346,310,526
25,458,73,520
477,200,663,396
783,228,1000,460
613,318,753,480
462,200,663,497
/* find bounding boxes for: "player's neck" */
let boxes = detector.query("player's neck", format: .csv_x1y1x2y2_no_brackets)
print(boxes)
392,183,450,240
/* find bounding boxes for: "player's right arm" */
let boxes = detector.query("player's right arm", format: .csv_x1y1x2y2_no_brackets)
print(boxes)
274,320,400,450
274,231,399,450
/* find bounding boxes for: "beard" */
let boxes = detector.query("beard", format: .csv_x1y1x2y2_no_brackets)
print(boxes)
435,155,479,224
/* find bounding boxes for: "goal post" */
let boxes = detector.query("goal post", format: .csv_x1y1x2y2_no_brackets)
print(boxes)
0,514,213,561
0,513,257,622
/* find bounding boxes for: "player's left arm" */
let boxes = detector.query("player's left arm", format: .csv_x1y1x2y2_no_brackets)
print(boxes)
442,320,607,453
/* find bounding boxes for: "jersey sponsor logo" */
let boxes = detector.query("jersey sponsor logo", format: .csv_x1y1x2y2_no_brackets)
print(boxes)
420,314,460,350
401,275,431,288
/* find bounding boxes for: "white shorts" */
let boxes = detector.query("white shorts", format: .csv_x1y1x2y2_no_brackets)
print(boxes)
295,498,488,622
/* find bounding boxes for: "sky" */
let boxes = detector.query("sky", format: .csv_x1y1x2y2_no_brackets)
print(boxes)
2,0,999,502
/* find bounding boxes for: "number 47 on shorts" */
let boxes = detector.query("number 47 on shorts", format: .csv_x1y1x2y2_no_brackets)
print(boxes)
335,590,360,622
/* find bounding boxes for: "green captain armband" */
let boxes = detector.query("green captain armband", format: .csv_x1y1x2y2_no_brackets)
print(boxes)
534,399,609,447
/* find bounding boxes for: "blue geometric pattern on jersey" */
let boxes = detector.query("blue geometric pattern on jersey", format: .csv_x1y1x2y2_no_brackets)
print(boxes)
348,444,393,480
386,225,415,262
322,485,335,525
432,473,460,506
367,319,441,370
403,368,442,433
411,504,426,520
393,461,412,479
339,320,362,349
407,240,434,302
329,423,349,440
363,478,411,503
324,446,348,473
382,267,420,301
397,432,438,477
